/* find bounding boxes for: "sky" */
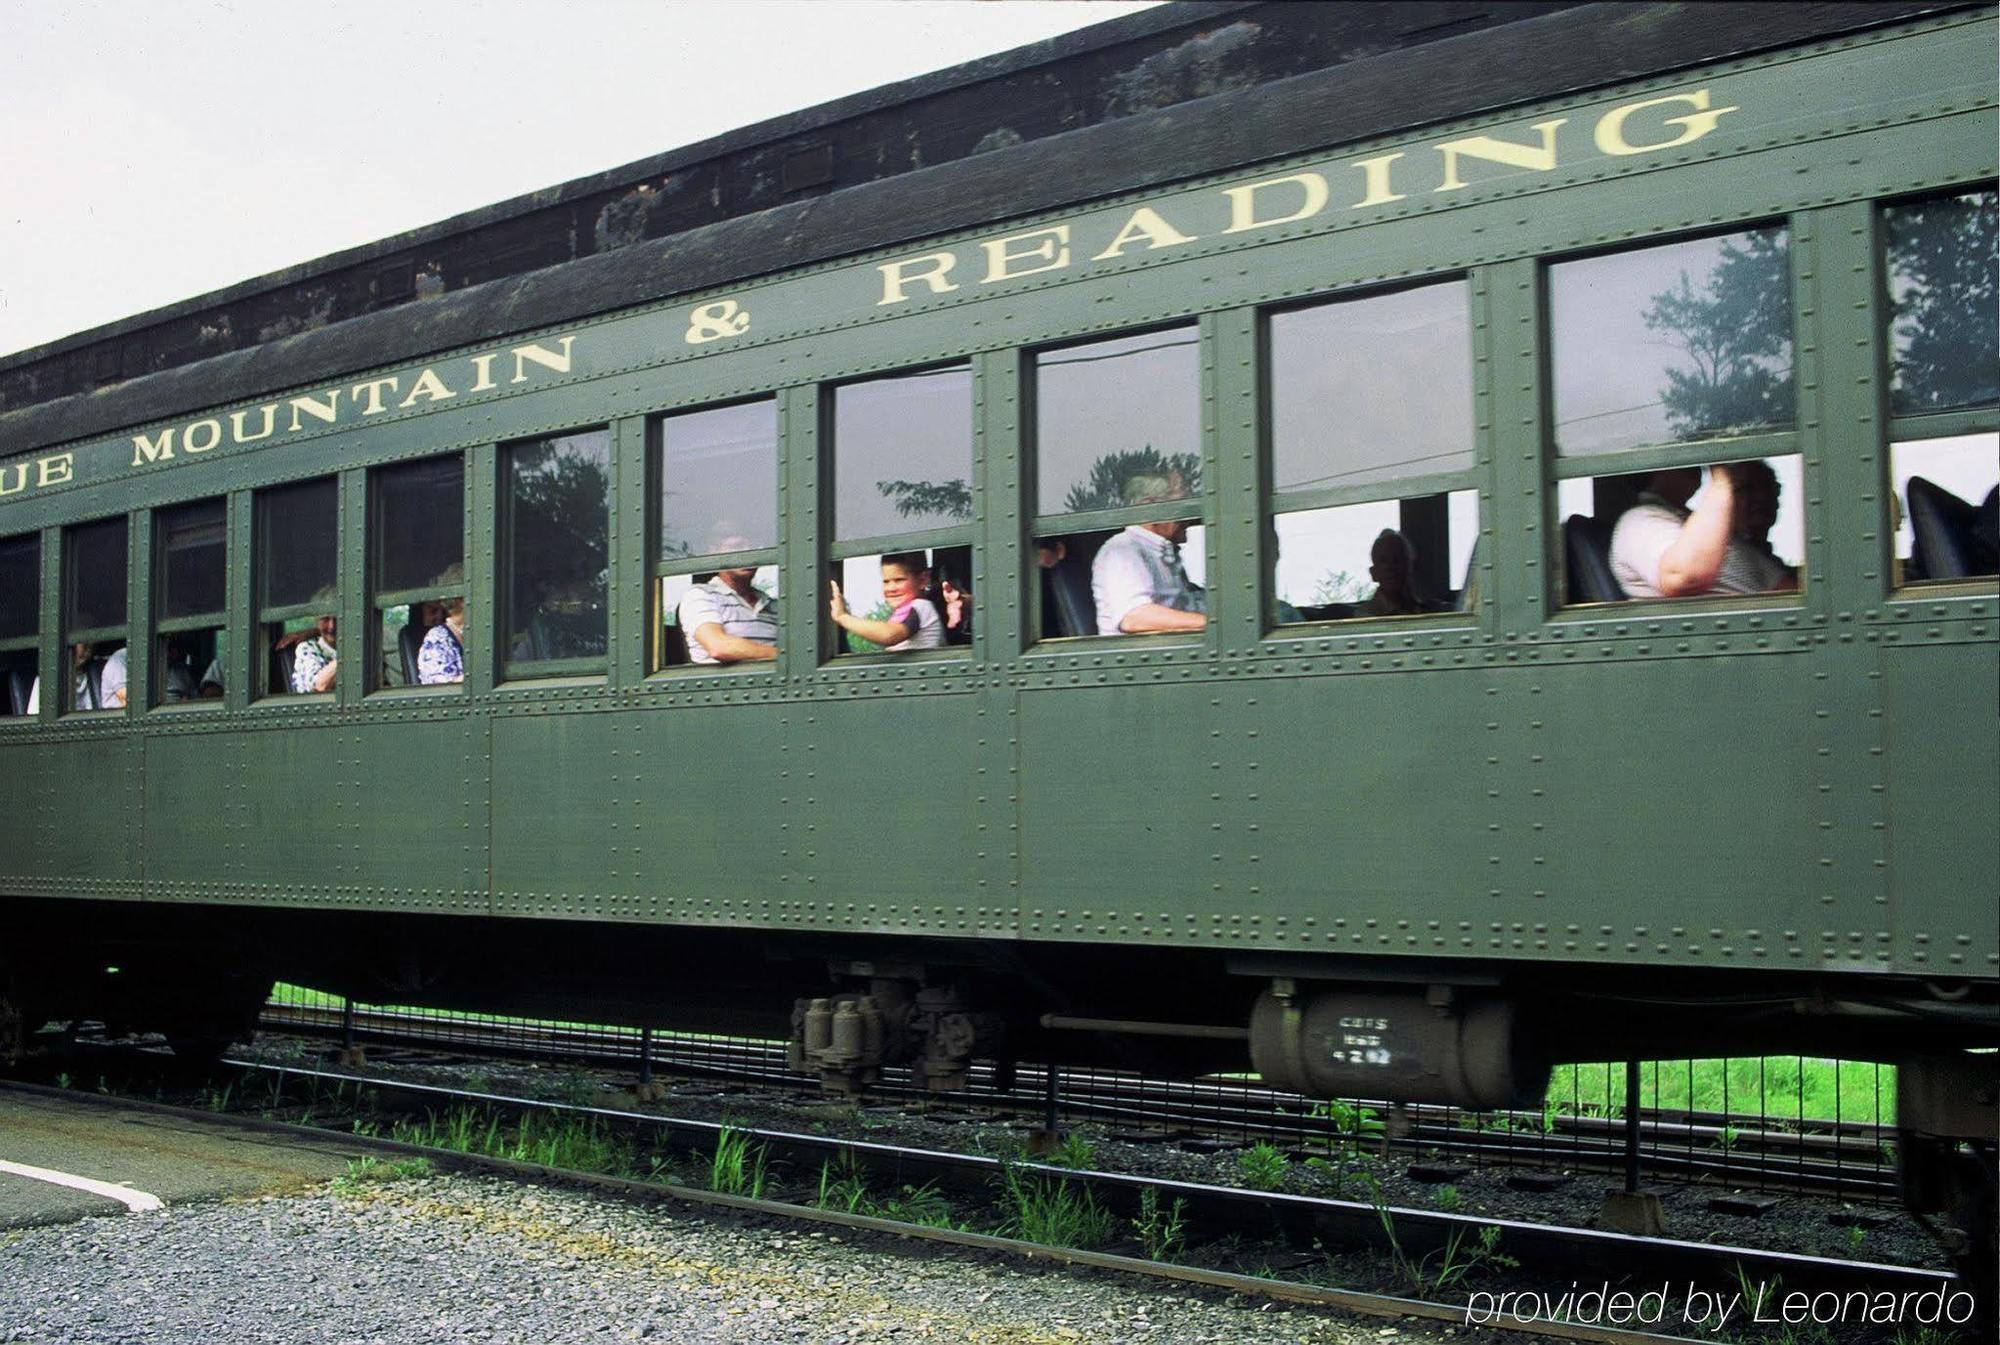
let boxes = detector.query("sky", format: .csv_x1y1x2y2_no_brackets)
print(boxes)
0,0,1156,359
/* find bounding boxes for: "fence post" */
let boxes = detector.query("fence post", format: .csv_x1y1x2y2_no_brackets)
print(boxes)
1624,1059,1642,1194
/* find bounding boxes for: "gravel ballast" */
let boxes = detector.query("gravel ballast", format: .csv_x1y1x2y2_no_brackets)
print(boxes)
0,1171,1446,1344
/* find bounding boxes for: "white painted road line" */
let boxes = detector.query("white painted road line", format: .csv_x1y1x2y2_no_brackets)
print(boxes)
0,1158,165,1212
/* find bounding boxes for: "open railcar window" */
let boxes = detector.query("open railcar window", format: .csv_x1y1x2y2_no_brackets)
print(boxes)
0,533,39,717
1883,189,1999,587
1266,281,1479,624
828,365,972,657
372,455,466,689
1548,226,1804,605
153,498,226,706
255,477,338,698
62,516,129,713
656,398,780,669
1030,328,1203,640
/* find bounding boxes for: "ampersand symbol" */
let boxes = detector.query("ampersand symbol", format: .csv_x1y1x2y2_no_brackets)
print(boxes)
685,300,752,344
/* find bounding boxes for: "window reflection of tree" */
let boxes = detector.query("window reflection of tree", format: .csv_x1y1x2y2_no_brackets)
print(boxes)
511,441,610,660
1641,228,1794,441
1888,191,1999,414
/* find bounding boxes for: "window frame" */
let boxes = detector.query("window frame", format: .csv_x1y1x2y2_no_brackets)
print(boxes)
1539,219,1809,612
1877,187,1999,594
1024,324,1208,645
1259,276,1484,630
650,395,783,676
0,530,41,722
150,495,228,711
824,362,975,663
368,452,467,694
253,475,341,702
60,514,131,716
498,425,613,684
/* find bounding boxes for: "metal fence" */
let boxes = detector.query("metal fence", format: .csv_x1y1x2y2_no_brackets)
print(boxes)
259,984,1898,1203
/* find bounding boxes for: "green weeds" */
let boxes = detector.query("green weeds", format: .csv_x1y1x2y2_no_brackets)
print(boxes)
707,1124,768,1198
332,1155,433,1192
1131,1186,1188,1261
1236,1142,1289,1192
993,1159,1115,1249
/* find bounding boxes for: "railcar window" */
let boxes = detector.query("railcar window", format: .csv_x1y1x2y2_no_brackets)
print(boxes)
1548,228,1804,606
1550,227,1795,456
829,367,973,658
153,498,226,705
655,399,780,670
1266,282,1480,624
501,428,610,678
0,534,38,717
255,477,338,698
1882,191,1998,587
1029,329,1204,639
1884,190,1998,417
62,517,129,713
832,365,972,541
1036,328,1199,515
372,455,465,689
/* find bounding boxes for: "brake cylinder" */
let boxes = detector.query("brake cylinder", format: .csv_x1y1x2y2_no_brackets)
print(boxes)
1249,986,1547,1110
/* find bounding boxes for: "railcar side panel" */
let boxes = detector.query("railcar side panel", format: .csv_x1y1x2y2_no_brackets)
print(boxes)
1882,642,2000,975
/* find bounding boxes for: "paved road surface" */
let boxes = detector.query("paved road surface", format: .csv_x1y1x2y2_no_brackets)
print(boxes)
0,1084,372,1230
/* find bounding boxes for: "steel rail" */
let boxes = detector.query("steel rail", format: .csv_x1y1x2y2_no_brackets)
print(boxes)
215,1057,1947,1304
256,1002,1900,1199
0,1075,1732,1345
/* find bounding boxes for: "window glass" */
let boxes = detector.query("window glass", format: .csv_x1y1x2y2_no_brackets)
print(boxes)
661,400,777,560
504,429,610,669
1892,434,1998,584
1274,492,1477,622
257,478,337,611
1271,284,1473,492
376,455,464,593
1885,191,1998,416
156,499,226,621
65,517,127,632
1550,227,1794,455
254,478,338,698
831,545,972,653
1559,456,1804,604
0,533,37,643
833,365,972,540
1035,329,1199,516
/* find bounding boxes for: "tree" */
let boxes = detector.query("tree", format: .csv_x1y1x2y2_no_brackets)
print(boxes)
1642,228,1795,441
1887,191,1999,414
1061,446,1202,514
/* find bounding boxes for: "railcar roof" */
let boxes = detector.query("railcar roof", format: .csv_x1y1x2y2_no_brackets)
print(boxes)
0,0,1965,455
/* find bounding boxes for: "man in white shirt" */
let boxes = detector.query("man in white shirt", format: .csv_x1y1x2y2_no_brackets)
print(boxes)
1090,474,1207,635
678,567,778,664
68,642,127,710
1610,463,1796,599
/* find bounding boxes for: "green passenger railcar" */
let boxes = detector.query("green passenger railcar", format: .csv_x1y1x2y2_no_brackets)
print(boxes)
0,0,1993,1282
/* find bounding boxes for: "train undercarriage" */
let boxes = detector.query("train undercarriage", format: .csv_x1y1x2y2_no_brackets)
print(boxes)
2,895,1993,1305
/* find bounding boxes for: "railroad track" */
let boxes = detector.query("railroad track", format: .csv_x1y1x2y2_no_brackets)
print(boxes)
257,1001,1900,1202
4,1065,1956,1345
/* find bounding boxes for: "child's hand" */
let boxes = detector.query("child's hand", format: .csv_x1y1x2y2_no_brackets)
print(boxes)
828,579,846,622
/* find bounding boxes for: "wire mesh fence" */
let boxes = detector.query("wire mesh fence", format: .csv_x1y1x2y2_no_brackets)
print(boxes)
260,983,1899,1203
